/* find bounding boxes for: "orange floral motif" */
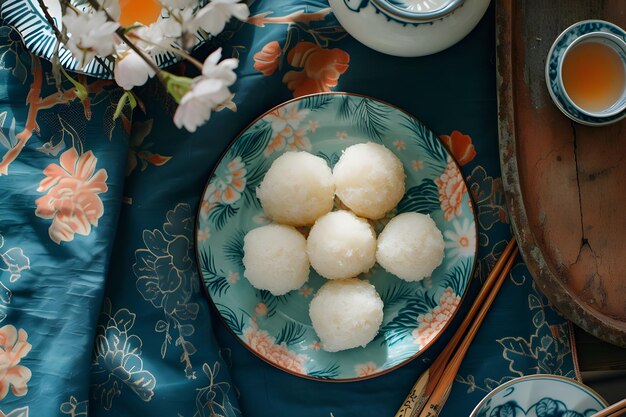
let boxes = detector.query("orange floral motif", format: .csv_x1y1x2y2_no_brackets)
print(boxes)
253,41,282,76
354,361,378,377
411,160,424,171
298,286,313,297
283,41,350,97
412,288,460,348
35,148,108,244
244,325,308,374
254,303,268,317
0,325,32,400
440,131,476,166
393,140,406,151
264,106,312,156
201,157,247,218
227,271,240,284
435,157,467,221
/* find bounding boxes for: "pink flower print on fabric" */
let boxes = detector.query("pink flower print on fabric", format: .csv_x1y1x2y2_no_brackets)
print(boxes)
35,148,108,244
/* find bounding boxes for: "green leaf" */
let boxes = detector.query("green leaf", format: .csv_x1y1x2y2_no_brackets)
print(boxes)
258,290,289,318
114,92,129,121
123,24,143,34
307,362,340,379
223,229,245,272
379,291,438,346
380,283,415,309
199,249,229,297
351,97,391,141
440,258,472,295
61,67,88,101
275,321,307,346
208,203,238,231
401,115,448,168
216,303,246,335
227,122,272,163
163,72,193,103
297,94,334,111
396,179,440,214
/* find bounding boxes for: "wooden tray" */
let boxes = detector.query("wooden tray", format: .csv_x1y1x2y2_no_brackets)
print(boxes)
496,1,626,347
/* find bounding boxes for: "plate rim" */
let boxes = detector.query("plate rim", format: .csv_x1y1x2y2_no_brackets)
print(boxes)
468,373,609,417
194,91,479,382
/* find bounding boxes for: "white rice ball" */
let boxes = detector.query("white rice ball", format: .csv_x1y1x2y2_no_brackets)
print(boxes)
377,212,445,282
307,210,377,280
309,278,384,352
242,224,309,295
333,142,406,220
256,152,335,226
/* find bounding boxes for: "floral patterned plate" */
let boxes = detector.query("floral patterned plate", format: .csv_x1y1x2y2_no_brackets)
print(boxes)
195,93,478,381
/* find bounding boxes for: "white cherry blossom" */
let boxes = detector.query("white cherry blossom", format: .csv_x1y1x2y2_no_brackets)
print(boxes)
63,10,119,68
114,48,156,90
191,0,249,35
98,0,121,21
173,48,238,132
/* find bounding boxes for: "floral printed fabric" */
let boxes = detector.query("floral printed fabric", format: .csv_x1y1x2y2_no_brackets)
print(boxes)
0,1,577,417
0,23,127,416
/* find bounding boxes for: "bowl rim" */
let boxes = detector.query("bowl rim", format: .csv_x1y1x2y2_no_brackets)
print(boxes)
468,374,610,417
371,0,465,22
557,31,626,118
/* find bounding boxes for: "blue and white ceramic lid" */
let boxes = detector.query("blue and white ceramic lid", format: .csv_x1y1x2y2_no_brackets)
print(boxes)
374,0,465,22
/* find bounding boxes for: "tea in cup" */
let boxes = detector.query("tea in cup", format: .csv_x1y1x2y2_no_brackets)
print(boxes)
546,20,626,126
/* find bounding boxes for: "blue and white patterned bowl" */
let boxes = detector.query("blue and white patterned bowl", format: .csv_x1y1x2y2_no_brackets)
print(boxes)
545,20,626,126
470,374,608,417
195,93,478,381
0,0,210,79
329,0,490,57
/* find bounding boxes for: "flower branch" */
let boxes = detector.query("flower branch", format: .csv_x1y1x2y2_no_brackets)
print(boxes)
42,0,250,133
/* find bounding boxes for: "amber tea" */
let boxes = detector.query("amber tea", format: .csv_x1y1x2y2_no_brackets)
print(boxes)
561,40,626,113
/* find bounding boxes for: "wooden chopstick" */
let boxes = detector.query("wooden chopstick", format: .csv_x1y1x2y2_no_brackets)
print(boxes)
593,399,626,417
416,246,518,417
394,238,518,417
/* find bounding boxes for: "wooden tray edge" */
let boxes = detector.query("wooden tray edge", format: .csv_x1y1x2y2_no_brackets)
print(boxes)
495,0,626,348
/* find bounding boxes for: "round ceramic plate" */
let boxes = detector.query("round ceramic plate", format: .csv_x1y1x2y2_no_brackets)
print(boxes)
196,93,477,381
0,0,209,79
470,375,608,417
546,20,626,126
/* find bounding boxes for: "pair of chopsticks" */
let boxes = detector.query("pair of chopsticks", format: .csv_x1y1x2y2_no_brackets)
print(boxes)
395,238,519,417
593,399,626,417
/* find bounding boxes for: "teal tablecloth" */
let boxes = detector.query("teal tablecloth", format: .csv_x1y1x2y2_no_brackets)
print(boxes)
0,1,576,416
